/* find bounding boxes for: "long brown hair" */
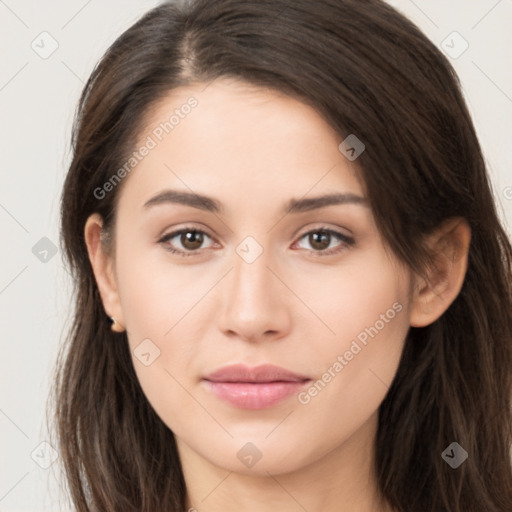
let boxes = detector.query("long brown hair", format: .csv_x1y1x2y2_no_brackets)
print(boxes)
48,0,512,510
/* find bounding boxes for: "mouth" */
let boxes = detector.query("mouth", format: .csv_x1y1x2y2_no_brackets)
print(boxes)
201,364,312,409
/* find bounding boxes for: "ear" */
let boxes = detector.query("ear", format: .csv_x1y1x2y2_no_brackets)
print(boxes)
84,213,125,330
410,217,471,327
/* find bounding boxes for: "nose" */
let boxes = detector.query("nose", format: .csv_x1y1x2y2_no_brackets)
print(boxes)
217,244,292,343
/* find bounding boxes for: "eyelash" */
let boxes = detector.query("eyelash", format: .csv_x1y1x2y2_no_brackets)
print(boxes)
157,225,355,258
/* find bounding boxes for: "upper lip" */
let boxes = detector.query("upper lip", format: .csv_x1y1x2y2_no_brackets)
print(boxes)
203,364,311,383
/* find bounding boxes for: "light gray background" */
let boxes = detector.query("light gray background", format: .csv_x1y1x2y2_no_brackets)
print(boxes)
1,1,511,510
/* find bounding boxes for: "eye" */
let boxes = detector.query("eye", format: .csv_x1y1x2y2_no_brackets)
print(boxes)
158,225,355,258
158,227,215,257
293,227,355,256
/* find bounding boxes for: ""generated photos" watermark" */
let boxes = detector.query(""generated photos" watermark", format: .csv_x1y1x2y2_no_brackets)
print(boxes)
298,301,403,405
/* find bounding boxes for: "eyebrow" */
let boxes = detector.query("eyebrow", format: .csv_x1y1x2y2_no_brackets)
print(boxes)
142,189,368,214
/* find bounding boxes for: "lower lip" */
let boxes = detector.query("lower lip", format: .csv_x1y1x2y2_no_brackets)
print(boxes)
203,380,310,409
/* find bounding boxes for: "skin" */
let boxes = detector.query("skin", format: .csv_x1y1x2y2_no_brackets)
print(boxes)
85,78,471,512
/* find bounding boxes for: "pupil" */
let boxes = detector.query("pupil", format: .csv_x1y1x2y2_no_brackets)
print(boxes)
310,231,329,250
182,231,203,250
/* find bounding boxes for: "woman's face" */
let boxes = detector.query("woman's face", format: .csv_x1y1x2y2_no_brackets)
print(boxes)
98,78,414,475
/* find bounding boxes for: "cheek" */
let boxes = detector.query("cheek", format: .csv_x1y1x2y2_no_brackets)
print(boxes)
114,247,210,428
114,242,219,407
300,250,409,353
295,251,410,423
115,237,212,337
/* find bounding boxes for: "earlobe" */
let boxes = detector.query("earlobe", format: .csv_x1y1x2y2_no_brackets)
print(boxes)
84,213,125,330
409,217,471,328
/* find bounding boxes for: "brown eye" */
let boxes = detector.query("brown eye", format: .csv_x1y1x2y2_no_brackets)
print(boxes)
179,230,204,250
308,231,331,250
295,228,355,256
158,227,214,256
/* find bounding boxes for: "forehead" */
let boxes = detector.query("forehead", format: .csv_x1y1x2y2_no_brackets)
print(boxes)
117,78,366,215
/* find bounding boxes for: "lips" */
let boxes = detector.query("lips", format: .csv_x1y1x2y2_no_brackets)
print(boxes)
203,363,310,383
202,364,311,409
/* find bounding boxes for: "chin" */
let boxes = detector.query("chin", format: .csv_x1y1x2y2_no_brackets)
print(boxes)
192,435,321,476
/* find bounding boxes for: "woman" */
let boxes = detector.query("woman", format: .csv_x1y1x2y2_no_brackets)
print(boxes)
48,0,512,510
